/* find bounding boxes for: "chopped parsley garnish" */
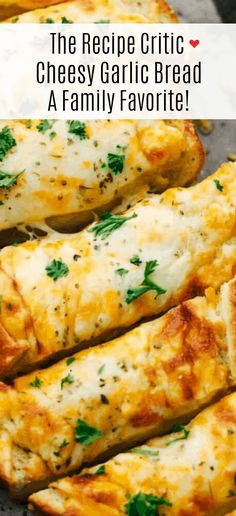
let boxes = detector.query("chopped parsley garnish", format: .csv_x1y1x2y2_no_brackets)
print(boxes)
53,451,60,457
46,259,69,281
37,120,53,134
0,127,16,162
45,18,54,23
126,260,166,304
107,152,125,175
228,490,236,497
116,268,129,276
131,448,159,457
61,16,74,23
130,256,142,266
11,16,19,23
98,364,105,375
12,241,19,247
67,120,87,140
166,424,190,446
95,465,105,475
214,179,223,192
49,131,57,140
94,19,110,23
0,170,23,189
67,357,75,366
75,419,103,445
30,376,42,388
61,373,74,389
60,439,69,449
0,201,4,205
125,492,172,516
88,212,137,240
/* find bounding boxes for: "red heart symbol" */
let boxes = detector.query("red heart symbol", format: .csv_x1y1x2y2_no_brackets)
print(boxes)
189,39,200,48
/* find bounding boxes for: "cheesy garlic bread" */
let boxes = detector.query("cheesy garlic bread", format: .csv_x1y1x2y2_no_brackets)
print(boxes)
1,273,236,499
0,119,203,234
0,162,236,378
0,0,203,234
29,391,236,516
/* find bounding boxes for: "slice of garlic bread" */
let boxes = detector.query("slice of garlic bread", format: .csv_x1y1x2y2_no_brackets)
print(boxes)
0,163,235,378
29,391,236,515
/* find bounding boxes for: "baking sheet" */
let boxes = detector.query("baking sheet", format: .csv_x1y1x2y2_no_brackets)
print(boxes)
1,0,236,513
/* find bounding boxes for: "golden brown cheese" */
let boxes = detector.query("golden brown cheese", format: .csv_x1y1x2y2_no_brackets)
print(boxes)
29,391,236,515
0,0,204,233
0,274,236,500
0,162,236,378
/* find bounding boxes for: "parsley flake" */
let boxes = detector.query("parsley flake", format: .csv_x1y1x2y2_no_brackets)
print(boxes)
214,179,223,192
125,492,172,516
107,152,125,175
37,120,53,134
61,373,74,389
0,170,24,189
126,260,166,304
75,419,103,445
66,357,75,366
61,16,74,23
30,376,42,388
98,364,105,375
130,256,142,266
228,490,236,497
88,212,137,240
94,19,110,23
131,448,159,458
49,131,57,140
60,439,69,449
95,465,105,475
67,120,88,140
46,259,69,281
116,268,128,276
0,127,16,162
167,424,190,446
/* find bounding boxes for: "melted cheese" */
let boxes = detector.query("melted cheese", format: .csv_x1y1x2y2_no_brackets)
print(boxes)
0,273,235,499
3,0,178,23
0,0,204,233
0,162,236,378
29,391,236,515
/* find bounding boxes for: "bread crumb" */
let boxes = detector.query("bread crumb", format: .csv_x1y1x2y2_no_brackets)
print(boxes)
196,120,213,135
227,153,236,162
